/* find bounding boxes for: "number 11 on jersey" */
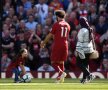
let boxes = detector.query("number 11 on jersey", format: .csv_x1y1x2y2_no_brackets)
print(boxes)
61,27,68,37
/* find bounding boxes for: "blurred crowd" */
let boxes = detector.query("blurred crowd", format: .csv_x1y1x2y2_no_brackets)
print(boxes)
1,0,108,72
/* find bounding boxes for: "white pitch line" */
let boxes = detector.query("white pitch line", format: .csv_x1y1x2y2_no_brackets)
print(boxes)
0,83,106,86
0,83,80,86
0,83,48,86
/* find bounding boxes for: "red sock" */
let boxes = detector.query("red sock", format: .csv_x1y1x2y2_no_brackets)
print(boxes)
52,62,64,77
52,63,59,72
58,63,64,77
59,63,64,72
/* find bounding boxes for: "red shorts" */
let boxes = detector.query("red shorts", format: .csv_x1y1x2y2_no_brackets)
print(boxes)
51,46,68,62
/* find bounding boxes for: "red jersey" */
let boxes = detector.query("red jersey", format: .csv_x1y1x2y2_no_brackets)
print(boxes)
14,57,25,66
7,56,26,71
50,20,70,61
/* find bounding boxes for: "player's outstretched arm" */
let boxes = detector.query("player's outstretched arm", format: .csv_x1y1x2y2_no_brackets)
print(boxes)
40,33,53,48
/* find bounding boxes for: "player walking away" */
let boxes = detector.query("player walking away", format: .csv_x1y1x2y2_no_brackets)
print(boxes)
6,48,28,83
75,17,96,84
40,10,70,83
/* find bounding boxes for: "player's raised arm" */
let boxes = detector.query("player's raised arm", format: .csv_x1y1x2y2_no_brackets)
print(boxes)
40,33,53,48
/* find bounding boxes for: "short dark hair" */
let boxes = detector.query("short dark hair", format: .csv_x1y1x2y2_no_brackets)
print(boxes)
55,10,66,18
79,17,89,29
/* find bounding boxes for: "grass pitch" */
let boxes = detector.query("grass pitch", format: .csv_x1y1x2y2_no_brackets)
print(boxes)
0,78,108,90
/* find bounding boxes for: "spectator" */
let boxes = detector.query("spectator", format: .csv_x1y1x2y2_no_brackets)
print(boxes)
37,63,55,71
25,15,38,31
67,0,80,14
17,20,28,33
9,26,16,40
28,32,41,70
78,3,88,18
18,66,30,72
95,15,108,35
59,0,70,11
69,30,77,52
8,7,15,19
83,0,96,10
101,39,108,71
46,11,54,23
25,8,34,20
80,0,96,4
105,0,108,13
21,0,32,11
100,30,108,43
68,11,79,34
3,2,11,19
91,25,101,54
45,17,53,29
4,17,12,28
49,0,63,10
35,0,48,25
32,6,40,22
12,15,19,29
1,53,11,71
65,48,78,72
87,5,98,25
42,25,50,40
2,23,10,32
17,5,26,20
2,29,14,55
39,47,50,65
15,31,28,53
28,31,41,44
35,24,43,38
98,1,106,15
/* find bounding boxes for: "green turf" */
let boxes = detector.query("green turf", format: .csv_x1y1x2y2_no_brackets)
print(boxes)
0,79,108,90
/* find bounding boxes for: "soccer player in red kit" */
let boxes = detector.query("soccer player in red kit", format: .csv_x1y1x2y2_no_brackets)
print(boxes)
6,48,28,83
40,10,70,83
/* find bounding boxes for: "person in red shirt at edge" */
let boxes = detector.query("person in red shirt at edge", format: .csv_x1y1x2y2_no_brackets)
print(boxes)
40,10,70,83
6,48,28,83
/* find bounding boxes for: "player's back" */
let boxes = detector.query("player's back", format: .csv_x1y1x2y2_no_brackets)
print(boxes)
52,20,70,45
